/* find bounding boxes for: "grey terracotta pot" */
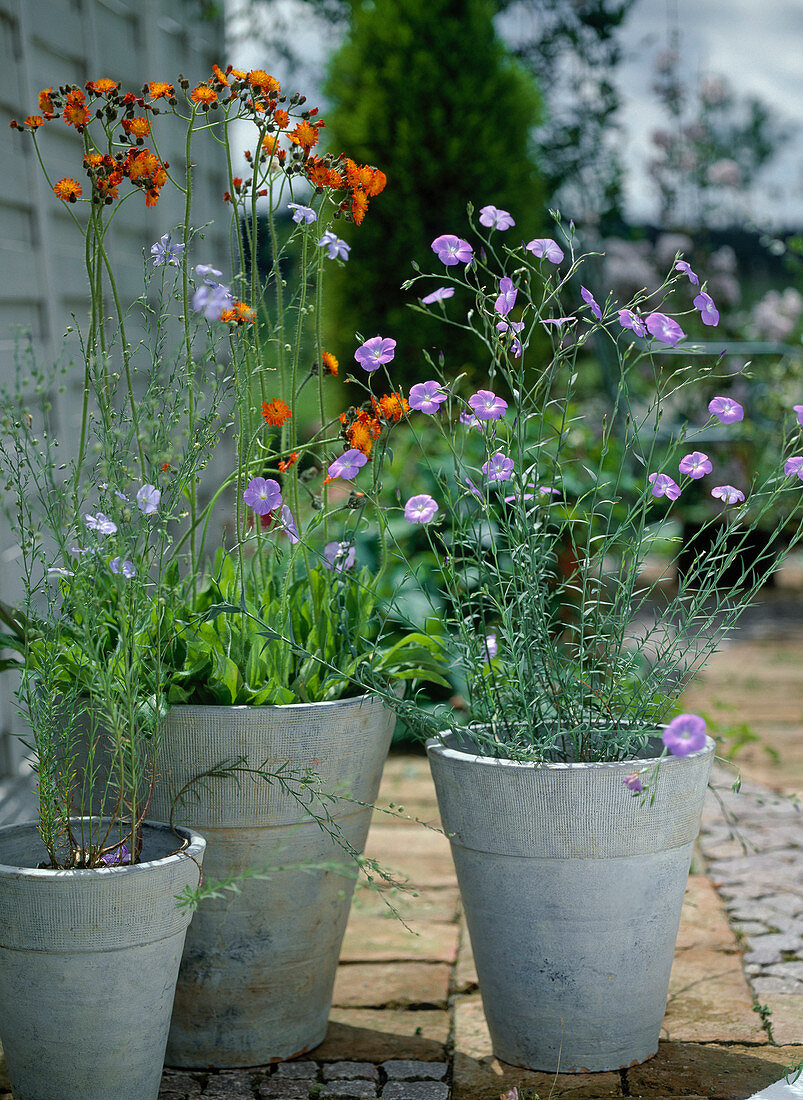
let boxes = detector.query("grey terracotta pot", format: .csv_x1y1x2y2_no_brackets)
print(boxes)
427,733,715,1073
0,818,205,1100
151,695,396,1068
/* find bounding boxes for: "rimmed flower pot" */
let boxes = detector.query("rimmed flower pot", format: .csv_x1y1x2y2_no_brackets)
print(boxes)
427,733,715,1073
0,818,205,1100
151,694,396,1067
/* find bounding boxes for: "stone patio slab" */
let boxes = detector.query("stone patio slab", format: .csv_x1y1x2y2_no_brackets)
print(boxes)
332,963,451,1008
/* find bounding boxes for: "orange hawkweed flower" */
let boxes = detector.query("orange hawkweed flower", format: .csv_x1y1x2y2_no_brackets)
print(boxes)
86,78,119,96
261,398,292,426
24,115,44,129
273,109,289,129
366,168,387,197
247,70,280,94
278,452,299,472
62,90,90,131
344,159,373,191
228,68,247,81
220,301,256,325
379,392,410,421
122,116,150,138
351,188,369,225
83,152,104,168
211,64,229,86
190,84,217,105
147,81,174,100
321,351,339,376
288,121,319,150
38,87,55,117
53,178,82,202
261,134,281,157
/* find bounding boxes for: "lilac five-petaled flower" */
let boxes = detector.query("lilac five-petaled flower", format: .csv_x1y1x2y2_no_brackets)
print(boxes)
482,452,515,482
468,389,508,420
496,319,524,357
431,234,473,266
784,456,803,480
460,411,480,428
48,566,74,577
662,713,707,757
192,265,234,321
694,291,720,327
323,541,356,572
674,260,699,286
541,316,575,329
150,233,184,267
711,484,745,504
318,230,350,261
404,494,439,524
243,477,282,515
355,336,396,371
327,449,367,481
494,277,518,318
421,286,454,305
110,557,136,578
409,380,448,414
84,512,117,535
279,505,299,544
479,205,515,230
623,772,644,794
580,286,602,321
648,473,681,501
645,312,685,346
484,633,498,661
618,309,646,337
708,396,744,424
288,203,317,224
678,452,713,479
526,238,564,264
794,405,803,427
136,483,160,515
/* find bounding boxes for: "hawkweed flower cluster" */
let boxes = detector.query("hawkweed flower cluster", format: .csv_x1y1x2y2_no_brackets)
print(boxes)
3,66,438,867
358,204,803,767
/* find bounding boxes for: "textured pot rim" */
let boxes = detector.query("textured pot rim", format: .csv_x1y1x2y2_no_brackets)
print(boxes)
164,692,381,717
426,732,716,771
0,818,206,881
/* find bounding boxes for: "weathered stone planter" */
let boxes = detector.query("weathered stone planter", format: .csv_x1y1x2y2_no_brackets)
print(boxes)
427,733,715,1073
0,818,205,1100
151,695,396,1067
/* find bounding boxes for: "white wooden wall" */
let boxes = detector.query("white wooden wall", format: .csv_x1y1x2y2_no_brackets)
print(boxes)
0,0,231,776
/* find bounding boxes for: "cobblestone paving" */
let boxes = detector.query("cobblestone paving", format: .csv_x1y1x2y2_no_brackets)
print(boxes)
158,1061,450,1099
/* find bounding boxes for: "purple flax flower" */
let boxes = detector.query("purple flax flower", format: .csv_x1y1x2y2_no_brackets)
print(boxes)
355,336,396,371
711,484,745,504
526,238,564,264
708,396,744,424
84,512,117,535
459,411,480,428
468,390,508,421
404,494,439,524
318,230,350,261
541,316,575,329
793,405,803,426
648,473,681,501
465,477,484,501
694,291,720,327
279,505,299,544
618,309,646,337
192,281,234,321
479,205,515,230
194,264,222,280
48,566,74,577
243,477,282,515
323,541,356,572
110,557,136,578
675,260,699,285
482,452,514,482
496,319,524,357
645,312,685,346
431,234,473,266
678,451,713,479
150,233,184,267
623,772,644,794
98,842,130,866
288,203,317,224
136,483,160,515
580,286,602,320
784,456,803,480
662,713,707,757
484,633,498,661
494,277,518,318
503,483,535,503
409,380,448,414
421,286,454,305
69,545,92,556
327,448,367,481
